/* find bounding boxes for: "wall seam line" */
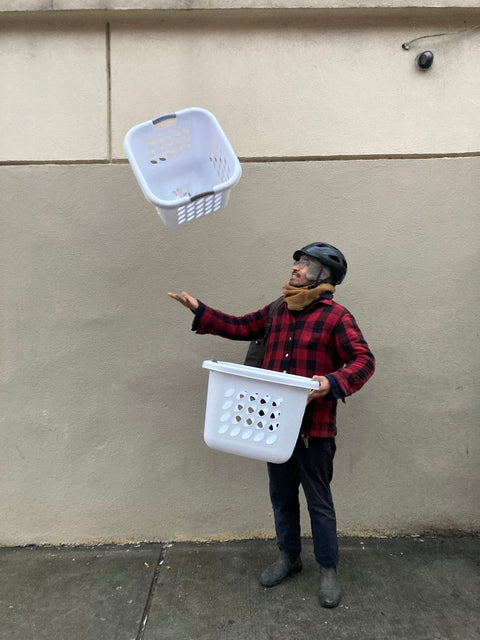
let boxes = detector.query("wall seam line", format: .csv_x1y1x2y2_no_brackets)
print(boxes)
106,21,112,163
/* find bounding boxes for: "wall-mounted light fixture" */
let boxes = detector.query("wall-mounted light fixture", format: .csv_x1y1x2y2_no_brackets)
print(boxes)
415,51,434,70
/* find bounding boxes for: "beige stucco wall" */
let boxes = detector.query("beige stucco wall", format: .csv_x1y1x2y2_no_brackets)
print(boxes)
1,4,479,545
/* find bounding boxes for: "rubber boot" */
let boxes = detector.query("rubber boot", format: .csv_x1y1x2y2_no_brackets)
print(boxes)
318,566,341,608
260,551,302,588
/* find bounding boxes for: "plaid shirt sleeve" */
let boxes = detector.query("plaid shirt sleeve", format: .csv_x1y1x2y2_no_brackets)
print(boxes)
327,308,375,397
192,300,272,341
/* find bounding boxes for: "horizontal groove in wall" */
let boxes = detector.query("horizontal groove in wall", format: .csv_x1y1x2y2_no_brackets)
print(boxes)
0,152,479,167
0,160,112,166
238,152,480,162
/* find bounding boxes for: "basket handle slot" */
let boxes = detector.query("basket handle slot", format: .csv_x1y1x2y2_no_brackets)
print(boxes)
191,190,215,202
152,113,177,128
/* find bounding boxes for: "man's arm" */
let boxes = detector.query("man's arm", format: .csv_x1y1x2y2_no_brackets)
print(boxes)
328,312,375,397
168,291,272,341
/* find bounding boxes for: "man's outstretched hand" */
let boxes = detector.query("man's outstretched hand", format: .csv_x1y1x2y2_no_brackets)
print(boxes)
167,291,199,313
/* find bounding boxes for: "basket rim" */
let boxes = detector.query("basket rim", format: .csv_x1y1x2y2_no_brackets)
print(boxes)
202,360,319,391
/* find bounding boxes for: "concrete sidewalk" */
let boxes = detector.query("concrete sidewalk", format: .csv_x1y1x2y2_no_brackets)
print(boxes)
0,536,478,640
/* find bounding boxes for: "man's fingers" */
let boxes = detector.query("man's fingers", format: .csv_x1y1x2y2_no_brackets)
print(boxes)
168,292,186,305
167,291,198,312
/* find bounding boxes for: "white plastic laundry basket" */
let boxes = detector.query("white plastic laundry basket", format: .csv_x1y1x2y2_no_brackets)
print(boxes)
202,360,319,464
124,108,242,227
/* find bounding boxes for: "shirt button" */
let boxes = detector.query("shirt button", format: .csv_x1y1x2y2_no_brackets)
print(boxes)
285,353,289,358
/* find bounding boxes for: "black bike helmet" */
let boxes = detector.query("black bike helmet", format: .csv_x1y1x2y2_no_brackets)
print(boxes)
293,242,348,285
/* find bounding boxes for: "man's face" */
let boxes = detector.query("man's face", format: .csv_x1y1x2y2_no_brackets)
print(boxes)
290,255,312,287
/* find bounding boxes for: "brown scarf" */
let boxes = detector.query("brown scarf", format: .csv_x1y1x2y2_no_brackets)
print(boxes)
282,282,335,311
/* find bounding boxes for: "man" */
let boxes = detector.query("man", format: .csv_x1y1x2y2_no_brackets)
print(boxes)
168,242,375,608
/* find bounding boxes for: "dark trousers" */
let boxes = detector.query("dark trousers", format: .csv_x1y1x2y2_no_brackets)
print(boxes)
267,437,339,568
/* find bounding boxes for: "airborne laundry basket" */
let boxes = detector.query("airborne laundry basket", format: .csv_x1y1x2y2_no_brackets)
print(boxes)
124,108,242,227
202,360,319,464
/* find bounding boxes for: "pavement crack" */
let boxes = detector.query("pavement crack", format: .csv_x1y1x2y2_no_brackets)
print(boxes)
136,543,170,640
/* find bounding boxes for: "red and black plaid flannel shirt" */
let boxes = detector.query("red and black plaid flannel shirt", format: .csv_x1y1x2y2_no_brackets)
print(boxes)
193,296,375,438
